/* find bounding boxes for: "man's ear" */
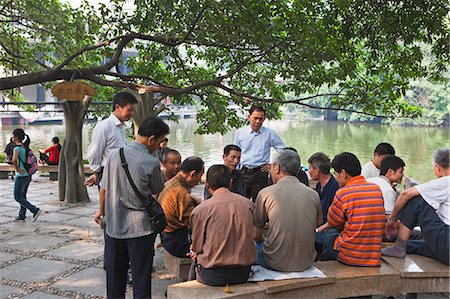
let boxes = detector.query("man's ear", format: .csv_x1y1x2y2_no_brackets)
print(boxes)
189,170,197,178
147,135,156,146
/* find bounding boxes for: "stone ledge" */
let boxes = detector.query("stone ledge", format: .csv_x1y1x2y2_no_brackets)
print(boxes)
163,249,192,282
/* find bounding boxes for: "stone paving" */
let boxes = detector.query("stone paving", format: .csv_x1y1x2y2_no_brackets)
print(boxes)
0,175,178,299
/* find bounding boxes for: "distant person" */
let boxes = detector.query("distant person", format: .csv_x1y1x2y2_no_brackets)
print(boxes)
254,150,322,271
361,143,395,179
11,129,42,222
157,137,170,162
234,106,285,201
367,155,405,216
94,116,169,298
85,91,138,187
316,152,385,266
39,136,61,165
158,156,204,258
204,145,246,199
161,149,182,181
382,148,449,265
189,165,255,285
4,137,15,164
308,152,340,224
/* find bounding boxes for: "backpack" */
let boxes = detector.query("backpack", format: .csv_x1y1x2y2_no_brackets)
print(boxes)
18,148,38,175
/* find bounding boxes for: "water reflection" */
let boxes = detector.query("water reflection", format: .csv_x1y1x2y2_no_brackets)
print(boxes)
1,119,447,183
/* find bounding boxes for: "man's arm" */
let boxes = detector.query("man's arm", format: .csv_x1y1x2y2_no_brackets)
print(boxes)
254,226,265,243
87,124,107,173
271,131,285,151
94,187,106,228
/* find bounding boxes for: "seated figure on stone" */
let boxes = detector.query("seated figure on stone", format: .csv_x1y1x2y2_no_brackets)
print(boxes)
316,152,385,266
382,148,449,265
254,149,322,272
158,156,204,258
189,165,255,285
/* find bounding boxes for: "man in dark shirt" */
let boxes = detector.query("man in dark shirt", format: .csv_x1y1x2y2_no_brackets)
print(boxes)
308,152,339,224
204,145,246,199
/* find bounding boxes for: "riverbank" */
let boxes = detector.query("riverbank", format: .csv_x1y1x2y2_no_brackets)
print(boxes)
0,175,180,298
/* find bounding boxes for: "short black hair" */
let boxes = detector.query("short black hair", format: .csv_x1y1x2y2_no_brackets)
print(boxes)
308,152,331,174
380,155,405,175
162,149,181,163
224,144,241,156
249,106,266,116
52,136,59,144
206,165,231,191
331,152,361,177
112,92,138,111
138,116,170,139
374,143,395,156
180,156,204,173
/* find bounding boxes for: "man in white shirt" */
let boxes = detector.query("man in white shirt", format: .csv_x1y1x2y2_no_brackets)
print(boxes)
361,143,395,179
367,155,405,215
382,148,450,265
85,92,138,187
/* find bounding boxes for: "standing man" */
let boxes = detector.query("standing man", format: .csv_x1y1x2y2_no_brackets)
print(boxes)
158,156,204,258
85,91,138,187
382,148,449,265
308,152,340,224
94,116,169,298
254,150,322,272
161,149,182,181
204,144,246,199
316,152,385,266
361,142,395,179
190,165,255,285
234,106,285,201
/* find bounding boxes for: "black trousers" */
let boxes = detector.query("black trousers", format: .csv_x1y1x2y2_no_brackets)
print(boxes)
39,153,58,165
105,233,156,298
399,196,449,265
189,261,251,286
161,228,191,258
241,167,268,202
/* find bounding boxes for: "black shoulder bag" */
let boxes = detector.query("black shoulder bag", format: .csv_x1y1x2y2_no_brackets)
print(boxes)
119,148,168,234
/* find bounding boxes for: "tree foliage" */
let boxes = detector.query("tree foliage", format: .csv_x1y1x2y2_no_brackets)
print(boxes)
1,0,449,133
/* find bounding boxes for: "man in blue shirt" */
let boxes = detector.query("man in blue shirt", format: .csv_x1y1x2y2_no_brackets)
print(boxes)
308,152,340,224
234,106,285,201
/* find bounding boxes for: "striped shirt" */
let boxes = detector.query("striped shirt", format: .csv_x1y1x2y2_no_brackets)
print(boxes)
328,176,385,266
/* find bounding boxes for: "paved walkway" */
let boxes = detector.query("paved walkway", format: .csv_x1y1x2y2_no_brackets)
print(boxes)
0,174,177,299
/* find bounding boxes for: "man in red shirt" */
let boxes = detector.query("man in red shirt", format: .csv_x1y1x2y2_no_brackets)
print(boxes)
39,136,61,165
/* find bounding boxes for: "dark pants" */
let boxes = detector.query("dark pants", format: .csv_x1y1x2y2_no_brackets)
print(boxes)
105,233,156,298
14,175,38,220
39,153,58,165
189,261,251,286
161,228,191,258
315,228,340,261
241,167,268,202
398,196,449,265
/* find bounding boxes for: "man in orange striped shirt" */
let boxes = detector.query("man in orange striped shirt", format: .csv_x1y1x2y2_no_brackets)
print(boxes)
316,152,385,266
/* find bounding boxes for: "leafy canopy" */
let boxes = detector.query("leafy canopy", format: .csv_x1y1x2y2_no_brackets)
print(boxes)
0,0,449,133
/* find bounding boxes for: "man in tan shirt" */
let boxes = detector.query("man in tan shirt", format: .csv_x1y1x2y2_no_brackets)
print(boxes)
254,149,322,272
189,165,256,285
158,156,204,257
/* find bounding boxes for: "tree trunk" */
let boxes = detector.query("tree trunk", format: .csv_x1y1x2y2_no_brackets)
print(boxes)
58,97,90,203
130,90,164,135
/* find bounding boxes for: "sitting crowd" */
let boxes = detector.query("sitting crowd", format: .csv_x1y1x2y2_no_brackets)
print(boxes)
93,105,449,297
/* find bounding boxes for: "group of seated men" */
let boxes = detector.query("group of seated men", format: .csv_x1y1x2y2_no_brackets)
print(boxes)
156,140,450,286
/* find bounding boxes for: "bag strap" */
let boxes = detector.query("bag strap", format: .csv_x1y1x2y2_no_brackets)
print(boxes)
119,147,152,205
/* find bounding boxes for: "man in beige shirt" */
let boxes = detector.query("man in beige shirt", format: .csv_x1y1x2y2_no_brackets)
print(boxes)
254,149,322,272
189,165,255,285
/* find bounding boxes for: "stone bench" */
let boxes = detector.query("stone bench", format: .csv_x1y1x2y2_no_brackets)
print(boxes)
0,163,94,180
164,249,192,281
168,254,449,298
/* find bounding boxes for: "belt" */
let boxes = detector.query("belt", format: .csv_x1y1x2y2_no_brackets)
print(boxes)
242,165,263,172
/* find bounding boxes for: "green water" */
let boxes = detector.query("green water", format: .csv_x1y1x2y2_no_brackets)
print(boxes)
1,119,448,183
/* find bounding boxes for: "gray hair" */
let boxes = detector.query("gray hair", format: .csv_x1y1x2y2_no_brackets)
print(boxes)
432,148,450,169
272,150,300,176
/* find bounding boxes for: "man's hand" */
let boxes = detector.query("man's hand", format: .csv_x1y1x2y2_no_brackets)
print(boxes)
261,164,271,172
84,173,97,186
385,218,399,240
94,210,105,229
39,149,45,154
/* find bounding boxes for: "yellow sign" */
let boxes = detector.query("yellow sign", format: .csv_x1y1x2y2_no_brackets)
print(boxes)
51,82,96,101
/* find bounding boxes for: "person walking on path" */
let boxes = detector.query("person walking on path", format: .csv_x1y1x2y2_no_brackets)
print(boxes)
234,106,285,201
11,128,41,222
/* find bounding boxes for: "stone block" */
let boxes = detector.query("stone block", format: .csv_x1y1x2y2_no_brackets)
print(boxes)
163,249,191,281
168,280,265,299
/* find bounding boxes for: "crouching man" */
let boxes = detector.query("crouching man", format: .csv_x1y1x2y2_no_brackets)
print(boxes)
189,165,256,285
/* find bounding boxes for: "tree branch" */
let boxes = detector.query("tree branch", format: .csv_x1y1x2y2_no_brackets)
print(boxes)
55,40,110,70
178,6,207,44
